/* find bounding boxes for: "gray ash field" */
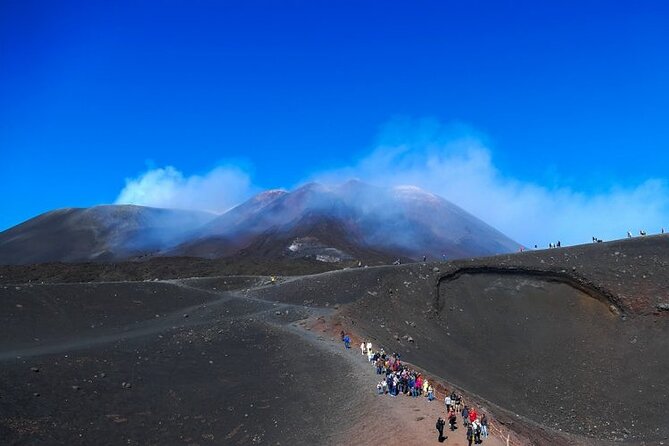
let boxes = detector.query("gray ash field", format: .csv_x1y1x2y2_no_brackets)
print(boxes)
2,235,669,445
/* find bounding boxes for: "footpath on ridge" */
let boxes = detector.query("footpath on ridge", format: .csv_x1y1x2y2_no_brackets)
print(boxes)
284,314,508,446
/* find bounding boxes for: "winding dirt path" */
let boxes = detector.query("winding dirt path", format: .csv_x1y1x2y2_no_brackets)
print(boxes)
284,316,507,446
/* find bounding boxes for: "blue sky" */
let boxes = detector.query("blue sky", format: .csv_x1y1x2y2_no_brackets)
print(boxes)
1,1,668,246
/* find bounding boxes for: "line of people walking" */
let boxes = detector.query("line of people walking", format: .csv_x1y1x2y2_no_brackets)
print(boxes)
354,338,490,444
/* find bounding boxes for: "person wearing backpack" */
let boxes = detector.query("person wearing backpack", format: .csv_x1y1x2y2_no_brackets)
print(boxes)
466,424,474,446
472,419,482,444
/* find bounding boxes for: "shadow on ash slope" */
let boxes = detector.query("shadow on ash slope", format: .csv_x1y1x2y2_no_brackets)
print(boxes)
436,273,668,442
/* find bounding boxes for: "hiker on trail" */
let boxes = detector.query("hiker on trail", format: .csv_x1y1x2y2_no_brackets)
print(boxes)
386,374,395,396
422,378,429,396
451,391,459,409
628,230,633,238
343,335,351,349
462,406,470,426
466,424,474,446
445,394,452,411
366,342,373,361
472,419,482,444
375,357,384,374
447,408,457,431
427,384,435,401
480,414,489,439
436,417,446,442
360,341,366,355
340,330,345,341
468,407,478,425
455,393,463,411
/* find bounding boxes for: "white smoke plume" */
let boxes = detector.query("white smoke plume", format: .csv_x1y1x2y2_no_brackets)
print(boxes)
115,165,257,214
114,119,669,248
315,118,669,247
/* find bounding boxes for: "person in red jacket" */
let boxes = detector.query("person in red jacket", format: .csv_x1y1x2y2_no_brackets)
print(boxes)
469,408,478,424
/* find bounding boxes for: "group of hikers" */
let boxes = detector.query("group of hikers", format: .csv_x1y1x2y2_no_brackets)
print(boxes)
348,335,490,444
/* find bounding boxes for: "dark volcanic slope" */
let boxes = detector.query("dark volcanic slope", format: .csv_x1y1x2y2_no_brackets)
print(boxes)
336,236,669,444
436,274,667,441
0,206,214,265
0,281,363,445
0,256,348,285
1,235,668,445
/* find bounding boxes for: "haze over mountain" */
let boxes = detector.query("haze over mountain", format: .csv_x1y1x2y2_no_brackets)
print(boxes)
172,180,519,261
0,206,215,265
0,181,520,265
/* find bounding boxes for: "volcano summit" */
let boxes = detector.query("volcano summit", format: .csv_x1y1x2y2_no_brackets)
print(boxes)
0,181,520,265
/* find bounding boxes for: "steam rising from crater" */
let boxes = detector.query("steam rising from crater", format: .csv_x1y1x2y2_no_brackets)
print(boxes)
115,119,669,247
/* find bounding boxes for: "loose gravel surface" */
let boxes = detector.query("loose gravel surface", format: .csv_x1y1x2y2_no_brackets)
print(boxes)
2,235,668,445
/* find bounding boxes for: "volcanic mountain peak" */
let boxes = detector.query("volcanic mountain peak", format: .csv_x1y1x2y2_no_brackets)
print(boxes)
250,189,288,204
0,180,520,265
175,181,520,261
392,184,441,203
